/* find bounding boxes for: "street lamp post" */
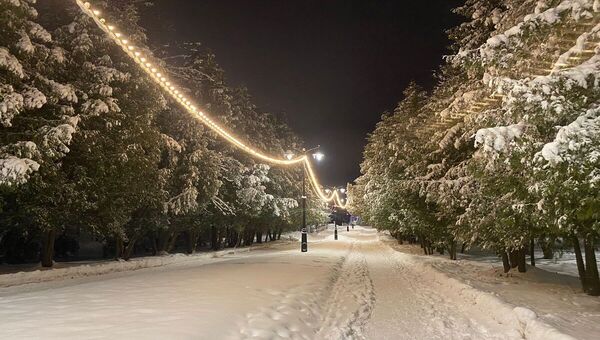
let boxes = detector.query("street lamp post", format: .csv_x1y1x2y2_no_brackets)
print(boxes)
334,222,338,240
285,146,323,253
301,161,307,252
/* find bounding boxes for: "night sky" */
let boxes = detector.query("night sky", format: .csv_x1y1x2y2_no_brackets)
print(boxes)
142,0,464,186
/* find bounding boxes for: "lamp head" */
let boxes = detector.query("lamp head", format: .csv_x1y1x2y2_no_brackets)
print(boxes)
312,152,325,162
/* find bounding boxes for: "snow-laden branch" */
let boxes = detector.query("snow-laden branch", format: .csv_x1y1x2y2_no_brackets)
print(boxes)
539,105,600,164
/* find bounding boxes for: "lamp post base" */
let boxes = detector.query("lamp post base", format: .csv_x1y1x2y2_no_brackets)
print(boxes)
301,228,308,252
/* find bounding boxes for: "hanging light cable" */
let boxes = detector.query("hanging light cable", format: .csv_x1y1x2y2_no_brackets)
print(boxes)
74,1,348,208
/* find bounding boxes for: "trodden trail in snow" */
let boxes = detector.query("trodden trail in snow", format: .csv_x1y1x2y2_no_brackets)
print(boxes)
0,226,568,339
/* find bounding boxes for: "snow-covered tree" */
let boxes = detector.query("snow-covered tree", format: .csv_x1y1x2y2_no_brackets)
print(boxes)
352,0,600,295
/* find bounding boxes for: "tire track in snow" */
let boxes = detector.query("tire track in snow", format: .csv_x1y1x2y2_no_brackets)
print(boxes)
232,242,376,340
316,242,376,340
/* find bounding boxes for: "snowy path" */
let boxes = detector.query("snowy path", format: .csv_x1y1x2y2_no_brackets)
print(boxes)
0,226,573,339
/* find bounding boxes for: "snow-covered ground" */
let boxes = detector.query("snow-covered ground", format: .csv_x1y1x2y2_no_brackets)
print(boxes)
383,237,600,340
0,241,295,287
0,226,595,339
446,247,599,278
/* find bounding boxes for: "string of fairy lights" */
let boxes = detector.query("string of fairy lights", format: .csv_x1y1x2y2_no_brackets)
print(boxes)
74,0,348,208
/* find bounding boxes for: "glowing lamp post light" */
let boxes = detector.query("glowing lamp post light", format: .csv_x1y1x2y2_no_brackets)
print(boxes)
288,146,323,253
312,152,324,162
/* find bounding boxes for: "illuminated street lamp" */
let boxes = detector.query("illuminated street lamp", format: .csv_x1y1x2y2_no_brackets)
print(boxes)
289,146,323,252
312,152,325,162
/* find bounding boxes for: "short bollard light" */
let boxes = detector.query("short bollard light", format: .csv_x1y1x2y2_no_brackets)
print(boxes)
301,227,308,252
347,225,349,232
334,225,338,240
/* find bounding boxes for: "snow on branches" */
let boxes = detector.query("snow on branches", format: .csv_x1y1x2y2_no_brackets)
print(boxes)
0,85,24,127
539,105,600,164
0,47,25,78
475,123,527,152
0,157,40,186
39,124,77,158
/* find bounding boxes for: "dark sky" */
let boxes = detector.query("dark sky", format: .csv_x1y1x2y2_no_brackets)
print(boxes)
142,0,464,186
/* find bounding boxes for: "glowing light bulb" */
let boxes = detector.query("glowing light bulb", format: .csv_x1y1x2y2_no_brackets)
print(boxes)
93,10,100,15
121,39,128,44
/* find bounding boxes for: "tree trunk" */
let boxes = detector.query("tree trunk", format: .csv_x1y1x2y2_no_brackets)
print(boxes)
509,249,519,268
277,229,282,240
228,229,238,248
583,235,600,296
449,241,457,260
151,237,158,256
186,230,198,254
460,243,466,254
530,238,536,267
123,238,137,260
517,247,526,273
157,230,174,254
115,236,124,259
501,251,510,273
166,232,178,253
244,230,254,246
210,226,218,251
540,238,554,259
255,232,262,244
40,229,56,267
572,233,587,292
